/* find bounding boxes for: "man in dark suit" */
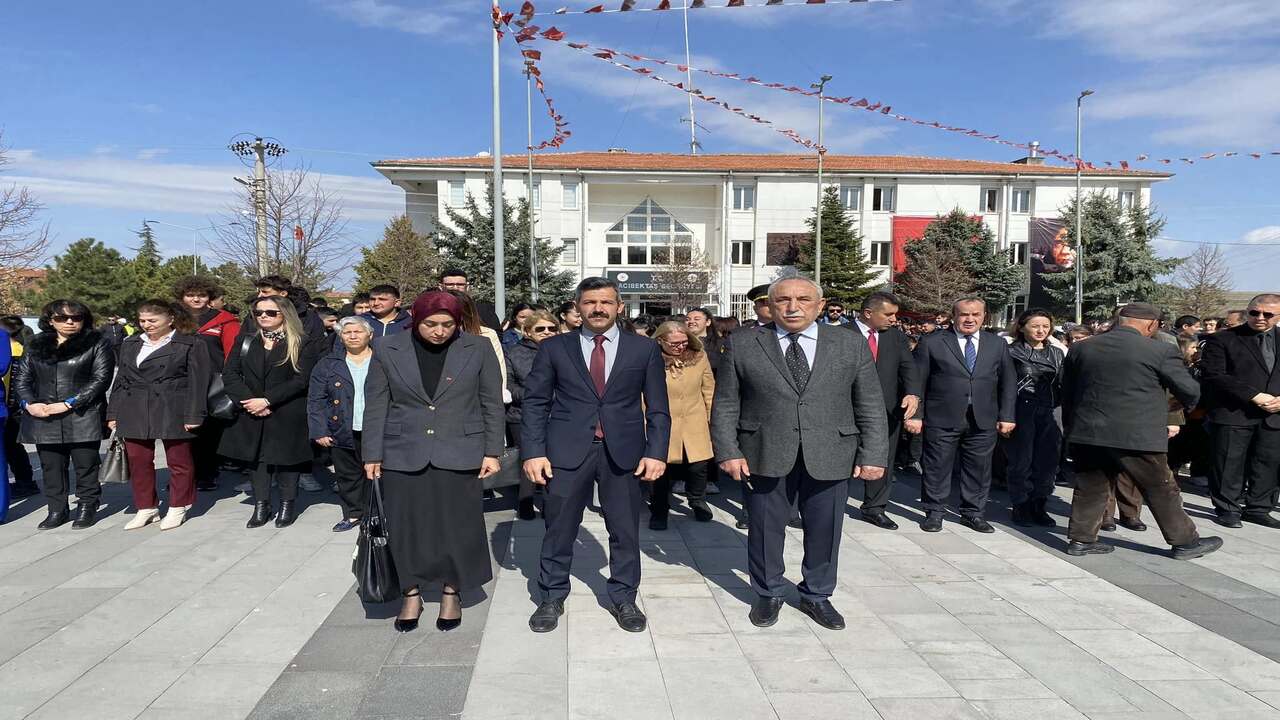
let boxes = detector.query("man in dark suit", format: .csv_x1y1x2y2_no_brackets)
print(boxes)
847,291,919,529
712,276,887,630
907,297,1016,533
1198,293,1280,528
522,277,671,634
1062,303,1221,559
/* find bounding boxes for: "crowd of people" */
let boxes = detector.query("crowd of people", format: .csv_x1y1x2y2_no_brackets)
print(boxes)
3,269,1278,636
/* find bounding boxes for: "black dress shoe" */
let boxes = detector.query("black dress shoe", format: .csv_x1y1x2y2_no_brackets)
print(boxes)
920,512,944,532
395,593,423,633
1100,518,1118,532
274,500,297,528
1214,513,1243,529
517,498,538,521
1172,536,1223,560
1031,498,1056,527
960,515,995,534
246,501,274,528
787,515,803,529
37,508,69,530
735,516,749,530
749,595,785,627
332,519,359,532
1118,516,1147,532
799,598,846,630
648,515,668,531
691,502,713,523
1066,540,1114,556
1011,502,1035,527
529,599,565,633
609,601,647,632
860,511,899,530
1242,513,1280,528
436,589,462,632
71,502,98,529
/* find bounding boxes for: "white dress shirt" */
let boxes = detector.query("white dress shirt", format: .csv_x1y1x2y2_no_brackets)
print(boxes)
955,328,981,356
579,323,621,381
855,319,878,348
136,330,176,366
774,321,818,370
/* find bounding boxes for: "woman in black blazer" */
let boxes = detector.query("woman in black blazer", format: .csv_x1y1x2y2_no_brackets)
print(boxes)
219,296,322,528
108,300,215,531
362,291,503,633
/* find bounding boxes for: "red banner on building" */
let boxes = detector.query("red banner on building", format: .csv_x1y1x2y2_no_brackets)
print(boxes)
889,216,933,274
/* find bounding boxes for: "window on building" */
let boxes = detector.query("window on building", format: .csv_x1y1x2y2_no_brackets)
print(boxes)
981,188,1000,213
1011,188,1031,214
732,183,756,211
840,184,862,211
731,240,753,265
1008,241,1028,265
448,180,465,206
1119,189,1136,211
562,181,579,209
559,238,578,265
531,181,541,208
869,241,892,267
872,185,896,212
604,199,693,266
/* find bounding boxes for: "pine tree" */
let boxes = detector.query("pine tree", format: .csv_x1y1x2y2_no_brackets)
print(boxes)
39,238,137,317
920,209,1023,317
128,224,169,302
1040,192,1178,321
354,214,440,299
794,186,881,305
435,183,576,304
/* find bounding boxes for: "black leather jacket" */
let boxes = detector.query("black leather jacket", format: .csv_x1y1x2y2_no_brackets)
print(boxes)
1008,340,1064,407
14,330,117,444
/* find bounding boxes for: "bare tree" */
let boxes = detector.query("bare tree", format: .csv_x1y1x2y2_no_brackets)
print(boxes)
1170,243,1232,318
0,133,51,312
650,236,718,313
893,239,975,316
210,164,350,289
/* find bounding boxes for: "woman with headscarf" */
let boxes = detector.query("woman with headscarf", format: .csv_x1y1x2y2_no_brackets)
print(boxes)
362,291,504,633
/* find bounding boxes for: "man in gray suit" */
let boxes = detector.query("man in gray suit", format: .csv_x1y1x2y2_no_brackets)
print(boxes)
712,276,888,630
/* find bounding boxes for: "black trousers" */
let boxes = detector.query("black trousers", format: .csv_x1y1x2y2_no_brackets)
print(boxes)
37,441,101,510
330,431,369,519
859,418,901,513
1068,444,1198,545
650,457,708,520
920,409,997,516
507,421,536,502
538,441,644,605
1208,423,1280,517
191,420,224,485
5,414,34,487
251,461,304,503
1004,398,1061,505
746,449,846,602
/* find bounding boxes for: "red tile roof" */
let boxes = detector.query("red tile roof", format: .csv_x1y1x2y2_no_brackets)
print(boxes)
374,151,1171,179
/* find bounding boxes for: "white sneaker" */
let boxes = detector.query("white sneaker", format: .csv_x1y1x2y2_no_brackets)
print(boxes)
160,505,190,531
124,508,161,530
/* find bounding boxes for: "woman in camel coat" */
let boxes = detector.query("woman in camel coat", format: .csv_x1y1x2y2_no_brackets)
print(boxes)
648,320,715,529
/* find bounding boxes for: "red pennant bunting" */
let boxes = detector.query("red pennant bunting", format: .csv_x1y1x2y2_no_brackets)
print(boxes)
621,0,637,9
522,49,542,59
585,4,605,12
541,26,565,40
657,0,671,8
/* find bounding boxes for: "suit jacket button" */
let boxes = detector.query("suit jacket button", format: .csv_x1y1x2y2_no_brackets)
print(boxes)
334,381,341,387
428,405,435,411
333,399,340,405
427,429,435,435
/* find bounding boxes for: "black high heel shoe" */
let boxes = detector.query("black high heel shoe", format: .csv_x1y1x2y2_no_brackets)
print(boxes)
395,590,423,633
436,588,462,632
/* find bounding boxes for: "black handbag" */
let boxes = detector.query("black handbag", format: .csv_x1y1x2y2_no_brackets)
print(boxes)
353,475,401,604
98,431,130,484
207,335,254,421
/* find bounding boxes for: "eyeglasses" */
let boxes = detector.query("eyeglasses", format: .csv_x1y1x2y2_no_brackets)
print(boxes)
51,314,84,323
662,339,689,347
1248,310,1276,319
531,325,557,333
253,309,281,318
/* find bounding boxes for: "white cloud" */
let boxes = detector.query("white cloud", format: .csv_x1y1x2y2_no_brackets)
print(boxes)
6,150,404,222
1242,225,1280,244
315,0,474,38
136,148,169,161
1039,0,1280,61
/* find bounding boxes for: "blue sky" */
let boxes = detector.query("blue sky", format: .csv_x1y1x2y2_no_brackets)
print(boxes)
3,0,1278,290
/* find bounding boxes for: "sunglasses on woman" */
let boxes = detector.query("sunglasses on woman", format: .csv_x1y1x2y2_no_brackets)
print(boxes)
51,314,84,323
252,309,281,318
531,325,557,333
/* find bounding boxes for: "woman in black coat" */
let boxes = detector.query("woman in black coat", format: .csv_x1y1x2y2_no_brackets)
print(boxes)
503,309,559,520
219,296,321,528
14,299,116,529
1005,308,1065,527
108,300,214,531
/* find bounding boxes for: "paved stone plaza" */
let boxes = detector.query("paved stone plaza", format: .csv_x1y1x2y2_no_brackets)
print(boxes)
3,464,1280,719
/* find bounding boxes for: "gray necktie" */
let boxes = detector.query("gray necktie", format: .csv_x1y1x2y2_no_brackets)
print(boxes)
785,333,810,392
1261,330,1276,373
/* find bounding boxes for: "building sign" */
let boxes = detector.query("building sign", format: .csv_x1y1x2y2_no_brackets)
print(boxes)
605,270,708,294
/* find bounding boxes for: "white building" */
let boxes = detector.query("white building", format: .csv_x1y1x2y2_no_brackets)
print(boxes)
372,151,1171,321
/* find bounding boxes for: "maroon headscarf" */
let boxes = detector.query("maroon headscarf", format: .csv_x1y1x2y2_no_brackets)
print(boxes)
410,290,464,327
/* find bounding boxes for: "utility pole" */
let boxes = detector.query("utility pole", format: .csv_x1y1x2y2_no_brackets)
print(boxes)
1074,89,1093,325
492,0,507,320
682,1,697,154
810,75,831,285
525,60,539,303
229,136,286,278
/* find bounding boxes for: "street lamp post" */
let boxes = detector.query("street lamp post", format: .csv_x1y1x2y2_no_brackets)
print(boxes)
810,74,831,285
1074,89,1093,325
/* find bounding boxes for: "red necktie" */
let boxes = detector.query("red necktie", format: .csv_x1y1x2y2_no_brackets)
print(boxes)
867,330,879,362
591,334,607,438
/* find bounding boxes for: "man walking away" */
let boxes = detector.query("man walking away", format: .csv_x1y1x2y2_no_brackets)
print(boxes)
1062,303,1221,559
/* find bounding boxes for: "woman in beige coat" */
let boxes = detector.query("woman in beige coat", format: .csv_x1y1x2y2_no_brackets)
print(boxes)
649,321,715,530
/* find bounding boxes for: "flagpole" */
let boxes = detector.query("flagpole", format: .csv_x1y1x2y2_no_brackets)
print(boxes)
682,1,697,155
492,0,506,319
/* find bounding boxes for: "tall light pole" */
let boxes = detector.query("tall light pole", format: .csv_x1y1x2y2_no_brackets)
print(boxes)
1074,89,1093,325
811,74,831,285
229,136,286,278
524,59,539,302
492,0,506,319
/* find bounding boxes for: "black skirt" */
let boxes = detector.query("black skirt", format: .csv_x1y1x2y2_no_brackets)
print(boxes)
381,464,493,592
